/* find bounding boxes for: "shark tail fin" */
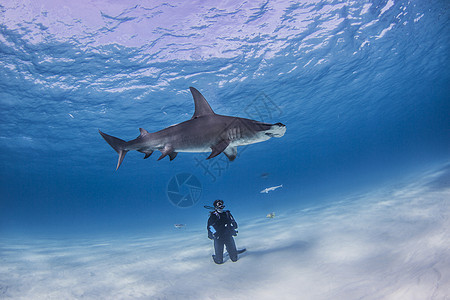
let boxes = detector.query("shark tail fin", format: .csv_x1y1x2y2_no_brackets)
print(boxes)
99,130,129,170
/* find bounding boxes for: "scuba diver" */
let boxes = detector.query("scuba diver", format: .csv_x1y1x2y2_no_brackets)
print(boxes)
207,199,245,264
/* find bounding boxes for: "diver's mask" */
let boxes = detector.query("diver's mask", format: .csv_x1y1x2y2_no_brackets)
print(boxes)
214,201,225,212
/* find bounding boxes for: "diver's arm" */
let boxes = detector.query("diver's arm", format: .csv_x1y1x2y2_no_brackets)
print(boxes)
207,215,217,239
227,211,238,229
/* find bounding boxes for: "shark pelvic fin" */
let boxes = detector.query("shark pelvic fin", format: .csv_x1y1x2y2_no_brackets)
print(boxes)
158,145,175,161
208,139,230,160
223,146,237,161
99,130,129,170
189,87,215,119
169,152,178,161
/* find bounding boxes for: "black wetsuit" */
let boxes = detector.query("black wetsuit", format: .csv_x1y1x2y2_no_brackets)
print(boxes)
207,210,238,264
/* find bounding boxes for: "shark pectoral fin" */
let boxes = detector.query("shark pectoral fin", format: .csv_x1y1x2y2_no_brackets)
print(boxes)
223,146,237,161
158,145,174,161
207,139,230,160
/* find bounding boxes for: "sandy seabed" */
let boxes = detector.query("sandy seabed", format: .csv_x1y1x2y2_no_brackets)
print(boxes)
1,166,449,300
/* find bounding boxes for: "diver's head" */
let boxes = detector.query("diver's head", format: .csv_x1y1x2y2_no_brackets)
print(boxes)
213,199,225,212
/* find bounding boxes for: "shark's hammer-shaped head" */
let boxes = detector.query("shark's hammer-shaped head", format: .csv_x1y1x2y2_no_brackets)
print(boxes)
220,118,286,149
265,122,286,138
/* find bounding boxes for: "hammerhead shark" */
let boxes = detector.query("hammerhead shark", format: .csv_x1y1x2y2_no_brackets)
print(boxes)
99,87,286,170
260,184,283,194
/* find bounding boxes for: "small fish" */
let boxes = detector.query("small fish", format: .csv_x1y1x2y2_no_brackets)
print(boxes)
260,172,270,179
260,184,283,194
174,224,186,229
266,212,275,218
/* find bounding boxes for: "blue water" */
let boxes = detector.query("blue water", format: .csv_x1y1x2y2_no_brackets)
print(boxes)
0,0,449,238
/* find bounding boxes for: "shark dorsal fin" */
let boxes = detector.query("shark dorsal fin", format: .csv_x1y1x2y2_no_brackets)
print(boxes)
139,128,149,137
189,87,215,119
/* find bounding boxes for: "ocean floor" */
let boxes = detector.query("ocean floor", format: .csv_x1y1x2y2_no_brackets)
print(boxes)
1,165,449,300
